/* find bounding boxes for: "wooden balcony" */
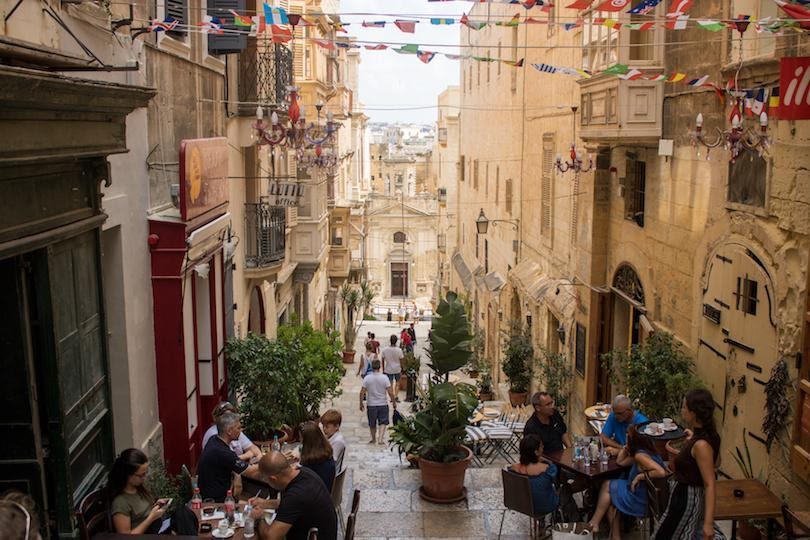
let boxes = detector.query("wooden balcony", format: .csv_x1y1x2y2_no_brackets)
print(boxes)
578,75,663,144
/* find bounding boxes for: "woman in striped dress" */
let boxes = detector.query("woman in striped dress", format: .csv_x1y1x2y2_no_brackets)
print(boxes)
652,389,721,540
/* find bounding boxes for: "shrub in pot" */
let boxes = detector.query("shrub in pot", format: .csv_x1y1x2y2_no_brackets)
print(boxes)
538,348,573,416
502,321,534,406
477,372,494,401
338,281,376,363
389,291,477,503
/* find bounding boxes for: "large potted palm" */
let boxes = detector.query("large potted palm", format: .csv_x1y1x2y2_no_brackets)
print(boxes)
389,292,478,503
338,281,375,363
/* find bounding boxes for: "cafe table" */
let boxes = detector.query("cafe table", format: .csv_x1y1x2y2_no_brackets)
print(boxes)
715,478,782,539
470,406,501,424
544,447,629,511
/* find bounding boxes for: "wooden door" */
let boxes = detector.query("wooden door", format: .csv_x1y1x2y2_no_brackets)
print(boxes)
391,262,408,297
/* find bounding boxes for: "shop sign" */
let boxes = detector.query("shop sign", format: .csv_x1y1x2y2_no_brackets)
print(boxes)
269,182,305,207
179,138,228,221
779,57,810,120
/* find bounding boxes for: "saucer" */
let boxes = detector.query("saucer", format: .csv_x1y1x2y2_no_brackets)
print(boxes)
662,424,678,432
212,528,235,538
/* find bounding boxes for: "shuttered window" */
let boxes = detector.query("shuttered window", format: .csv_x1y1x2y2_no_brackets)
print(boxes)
207,0,247,55
505,178,513,214
459,155,465,182
625,152,646,227
166,0,187,39
541,135,554,237
474,159,479,190
289,4,305,79
495,165,500,205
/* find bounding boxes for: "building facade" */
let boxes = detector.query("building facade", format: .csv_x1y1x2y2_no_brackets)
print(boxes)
432,87,460,300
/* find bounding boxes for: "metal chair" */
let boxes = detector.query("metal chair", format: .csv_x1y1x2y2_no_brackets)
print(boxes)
480,422,516,464
307,527,319,539
331,467,348,534
498,467,554,539
75,488,111,540
345,512,357,540
639,471,671,538
783,504,810,539
464,425,488,466
350,488,360,516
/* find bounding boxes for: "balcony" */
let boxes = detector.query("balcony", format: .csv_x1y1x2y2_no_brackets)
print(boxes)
245,199,286,268
237,43,293,116
578,75,663,144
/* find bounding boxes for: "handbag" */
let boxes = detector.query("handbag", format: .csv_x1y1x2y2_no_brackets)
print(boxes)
551,522,593,540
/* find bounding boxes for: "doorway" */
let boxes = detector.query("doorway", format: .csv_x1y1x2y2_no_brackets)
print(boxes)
391,262,408,297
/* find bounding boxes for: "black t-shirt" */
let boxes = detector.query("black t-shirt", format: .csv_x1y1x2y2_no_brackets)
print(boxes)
275,467,338,540
524,412,568,453
197,436,249,502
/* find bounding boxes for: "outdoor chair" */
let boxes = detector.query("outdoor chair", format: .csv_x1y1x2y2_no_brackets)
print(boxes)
638,470,671,538
345,511,357,540
307,527,318,540
480,421,517,463
499,467,554,539
350,488,361,516
75,488,111,540
331,467,348,534
782,504,810,539
464,425,488,467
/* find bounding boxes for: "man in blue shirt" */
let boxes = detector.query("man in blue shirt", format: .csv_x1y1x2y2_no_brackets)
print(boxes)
600,395,648,455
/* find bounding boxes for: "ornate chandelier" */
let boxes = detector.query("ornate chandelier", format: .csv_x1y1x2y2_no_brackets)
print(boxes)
690,101,771,163
555,144,593,174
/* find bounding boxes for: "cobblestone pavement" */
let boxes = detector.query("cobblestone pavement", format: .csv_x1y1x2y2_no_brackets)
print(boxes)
322,320,729,539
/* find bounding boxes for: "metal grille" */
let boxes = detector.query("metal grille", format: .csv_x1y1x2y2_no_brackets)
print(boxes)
245,199,286,267
238,43,293,115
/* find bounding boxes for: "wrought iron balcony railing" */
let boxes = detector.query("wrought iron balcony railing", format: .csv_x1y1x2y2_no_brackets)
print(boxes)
245,199,286,268
237,42,293,116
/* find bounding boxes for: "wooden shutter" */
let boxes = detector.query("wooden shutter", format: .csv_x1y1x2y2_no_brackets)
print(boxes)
474,159,479,189
505,178,513,214
541,136,553,237
792,278,810,483
459,155,465,182
289,3,305,79
208,0,247,54
166,0,187,37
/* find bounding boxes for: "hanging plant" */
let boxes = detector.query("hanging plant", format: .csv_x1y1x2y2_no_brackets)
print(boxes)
762,357,790,450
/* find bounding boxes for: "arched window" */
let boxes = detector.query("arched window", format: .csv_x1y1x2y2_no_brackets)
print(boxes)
393,231,406,243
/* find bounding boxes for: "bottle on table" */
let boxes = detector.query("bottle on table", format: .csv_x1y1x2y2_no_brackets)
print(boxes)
243,503,255,538
224,489,236,524
191,487,202,511
271,434,281,453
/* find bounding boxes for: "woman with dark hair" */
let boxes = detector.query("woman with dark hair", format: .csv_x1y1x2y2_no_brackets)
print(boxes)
587,425,667,539
509,434,560,514
298,421,336,492
0,490,41,540
652,389,721,540
107,449,168,535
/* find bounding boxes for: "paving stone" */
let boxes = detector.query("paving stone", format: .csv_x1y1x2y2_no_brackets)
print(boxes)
467,487,505,511
423,511,486,537
354,511,424,537
359,489,413,512
483,509,532,536
410,490,468,512
392,468,421,489
352,469,393,490
465,467,502,490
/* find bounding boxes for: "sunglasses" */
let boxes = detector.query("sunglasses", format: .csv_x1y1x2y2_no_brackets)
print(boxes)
0,500,31,539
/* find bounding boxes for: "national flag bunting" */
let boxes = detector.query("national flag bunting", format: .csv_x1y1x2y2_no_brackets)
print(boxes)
667,72,686,82
496,13,520,26
666,0,693,18
418,51,436,64
199,15,224,34
626,21,656,30
149,17,178,32
774,0,810,30
503,58,525,67
430,18,455,25
603,63,629,75
628,0,663,14
533,63,558,73
664,15,689,29
688,75,710,87
362,21,386,28
619,68,644,80
364,44,388,50
696,20,726,31
397,44,420,54
270,24,292,43
394,20,418,33
312,39,335,50
461,13,488,30
230,10,253,27
645,74,667,81
566,0,594,9
595,0,632,12
525,17,548,23
250,16,265,37
263,3,288,25
445,54,465,60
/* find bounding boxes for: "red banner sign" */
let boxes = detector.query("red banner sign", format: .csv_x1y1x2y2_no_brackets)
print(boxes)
780,57,810,120
179,138,229,222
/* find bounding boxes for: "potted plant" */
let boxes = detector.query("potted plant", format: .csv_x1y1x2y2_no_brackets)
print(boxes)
465,331,486,379
338,281,375,363
226,323,343,442
601,331,704,421
388,291,478,503
730,429,768,540
401,351,420,391
538,348,573,416
477,372,494,401
502,321,534,406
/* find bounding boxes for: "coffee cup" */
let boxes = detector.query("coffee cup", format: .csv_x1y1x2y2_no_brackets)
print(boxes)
648,422,659,433
218,519,230,535
662,418,674,427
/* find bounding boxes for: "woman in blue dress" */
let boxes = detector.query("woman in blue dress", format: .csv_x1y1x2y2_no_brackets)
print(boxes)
587,425,667,539
509,434,560,514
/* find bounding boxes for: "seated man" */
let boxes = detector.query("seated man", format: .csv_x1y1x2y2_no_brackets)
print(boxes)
250,451,338,540
600,395,649,455
202,402,262,463
320,409,347,473
197,412,259,501
524,391,572,453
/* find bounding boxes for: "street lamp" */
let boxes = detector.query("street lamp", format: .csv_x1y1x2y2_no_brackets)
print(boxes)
475,209,519,234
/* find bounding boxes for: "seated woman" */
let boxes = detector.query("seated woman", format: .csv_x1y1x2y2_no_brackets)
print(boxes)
298,421,337,493
106,449,168,535
588,425,667,539
509,434,560,515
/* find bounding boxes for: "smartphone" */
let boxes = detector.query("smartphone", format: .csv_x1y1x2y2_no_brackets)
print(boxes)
157,498,173,509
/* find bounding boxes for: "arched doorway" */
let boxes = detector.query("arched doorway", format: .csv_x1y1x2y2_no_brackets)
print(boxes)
698,243,777,477
248,285,265,335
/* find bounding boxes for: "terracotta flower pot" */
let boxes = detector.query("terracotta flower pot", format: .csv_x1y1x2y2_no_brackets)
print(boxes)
418,446,473,503
508,391,528,407
478,392,493,402
398,376,408,391
342,350,356,364
468,369,480,379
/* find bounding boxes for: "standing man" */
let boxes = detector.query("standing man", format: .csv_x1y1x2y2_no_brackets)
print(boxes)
381,334,404,390
249,451,337,540
360,359,397,445
523,392,573,453
600,395,649,455
407,322,417,348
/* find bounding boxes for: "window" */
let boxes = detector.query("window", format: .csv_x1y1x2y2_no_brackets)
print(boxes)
459,155,465,182
487,49,491,83
505,178,513,214
165,0,187,40
497,42,502,76
625,153,646,227
484,239,489,274
728,148,766,208
474,159,479,190
485,163,489,195
495,166,500,205
438,187,447,202
581,9,619,71
393,231,406,243
542,135,554,238
628,14,655,62
734,276,759,316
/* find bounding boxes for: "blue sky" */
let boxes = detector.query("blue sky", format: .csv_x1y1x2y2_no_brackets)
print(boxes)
338,0,461,123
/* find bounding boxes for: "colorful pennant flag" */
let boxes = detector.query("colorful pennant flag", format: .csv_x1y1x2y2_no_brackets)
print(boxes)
502,58,525,67
394,20,418,33
364,44,388,50
445,54,466,60
461,13,488,30
563,22,582,30
230,10,253,27
664,15,689,30
496,13,521,26
533,63,558,73
397,44,420,54
312,39,335,50
149,17,178,32
250,15,265,36
696,20,726,31
626,21,656,30
430,18,455,25
595,0,632,12
263,3,288,25
270,24,292,43
667,72,686,82
333,22,349,33
525,17,548,23
774,0,810,30
199,15,224,34
619,68,644,80
418,51,436,64
603,63,630,75
666,0,693,18
362,21,386,28
566,0,594,9
688,75,710,87
628,0,663,14
769,86,780,116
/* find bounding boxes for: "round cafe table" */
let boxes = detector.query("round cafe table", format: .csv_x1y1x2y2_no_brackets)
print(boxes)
637,420,687,461
584,404,611,421
471,407,501,424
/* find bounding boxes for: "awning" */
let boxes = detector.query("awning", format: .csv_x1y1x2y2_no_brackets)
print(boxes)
452,252,474,289
484,271,506,292
509,258,578,321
